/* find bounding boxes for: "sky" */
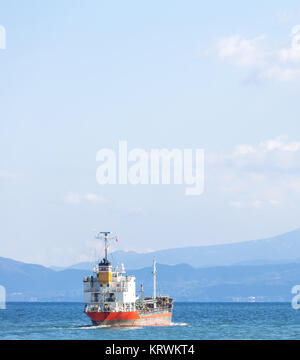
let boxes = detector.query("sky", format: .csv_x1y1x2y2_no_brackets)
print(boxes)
1,1,300,266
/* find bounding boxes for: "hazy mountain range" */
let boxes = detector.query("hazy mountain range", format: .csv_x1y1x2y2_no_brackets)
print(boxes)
0,257,298,302
67,228,300,270
1,228,300,302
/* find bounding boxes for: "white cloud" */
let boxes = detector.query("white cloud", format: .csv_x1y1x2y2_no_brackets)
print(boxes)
208,136,300,209
234,144,255,155
260,136,300,152
228,200,243,209
216,35,266,67
251,200,264,209
261,65,300,82
228,199,280,209
212,25,300,82
82,193,108,203
65,192,108,205
279,25,300,63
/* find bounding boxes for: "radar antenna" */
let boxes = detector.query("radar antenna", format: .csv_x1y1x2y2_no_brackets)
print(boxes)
95,232,117,264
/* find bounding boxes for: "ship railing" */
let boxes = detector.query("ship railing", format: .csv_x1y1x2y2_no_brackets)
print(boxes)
137,306,170,314
85,304,104,312
86,304,122,313
85,285,128,293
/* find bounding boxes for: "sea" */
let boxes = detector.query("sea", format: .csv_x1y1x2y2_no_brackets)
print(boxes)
0,302,300,340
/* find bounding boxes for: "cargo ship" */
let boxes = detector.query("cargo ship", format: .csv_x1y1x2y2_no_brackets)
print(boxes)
83,232,174,326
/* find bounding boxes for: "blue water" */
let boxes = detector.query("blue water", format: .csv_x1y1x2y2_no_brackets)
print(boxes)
1,302,300,340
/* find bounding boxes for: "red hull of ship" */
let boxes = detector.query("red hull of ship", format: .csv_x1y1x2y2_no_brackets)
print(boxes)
86,311,172,327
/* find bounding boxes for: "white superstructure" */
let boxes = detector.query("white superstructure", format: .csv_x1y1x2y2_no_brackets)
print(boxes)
84,263,137,313
84,232,137,313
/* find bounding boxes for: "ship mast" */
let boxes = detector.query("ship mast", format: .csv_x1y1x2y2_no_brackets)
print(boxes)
153,257,157,299
95,231,111,263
